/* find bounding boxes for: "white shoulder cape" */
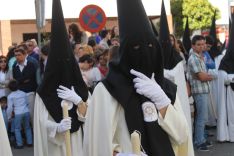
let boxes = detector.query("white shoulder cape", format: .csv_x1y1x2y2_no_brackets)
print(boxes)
164,61,192,134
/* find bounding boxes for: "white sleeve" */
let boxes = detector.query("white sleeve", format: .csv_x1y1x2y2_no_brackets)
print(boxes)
158,96,189,145
46,120,59,138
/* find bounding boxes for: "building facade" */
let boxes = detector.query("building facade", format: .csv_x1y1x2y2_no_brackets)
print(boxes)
0,0,173,55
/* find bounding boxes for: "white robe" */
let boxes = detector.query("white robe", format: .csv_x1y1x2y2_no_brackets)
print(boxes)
164,61,193,134
206,52,226,126
217,70,234,142
0,107,12,156
214,51,226,112
206,79,218,126
207,67,219,126
34,94,84,156
84,83,194,156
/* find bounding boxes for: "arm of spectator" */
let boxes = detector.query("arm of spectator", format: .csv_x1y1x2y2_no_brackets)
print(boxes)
0,71,11,86
188,56,213,82
196,72,213,82
6,96,13,120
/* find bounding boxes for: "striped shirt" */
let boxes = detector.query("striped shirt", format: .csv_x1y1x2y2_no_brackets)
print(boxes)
188,50,209,94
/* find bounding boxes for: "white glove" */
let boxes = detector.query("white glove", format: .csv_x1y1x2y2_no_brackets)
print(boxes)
130,69,171,110
57,118,71,133
116,152,147,156
57,85,82,105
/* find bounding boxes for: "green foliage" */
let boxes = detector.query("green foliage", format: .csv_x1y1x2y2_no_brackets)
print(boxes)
171,0,221,37
171,0,183,37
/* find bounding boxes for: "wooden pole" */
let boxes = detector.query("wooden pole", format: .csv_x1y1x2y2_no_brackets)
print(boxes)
62,101,72,156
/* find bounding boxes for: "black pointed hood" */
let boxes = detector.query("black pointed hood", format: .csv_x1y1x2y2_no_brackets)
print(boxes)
159,0,182,69
37,0,88,133
117,0,155,43
103,0,176,155
150,19,159,37
219,14,234,90
209,11,221,59
183,17,191,53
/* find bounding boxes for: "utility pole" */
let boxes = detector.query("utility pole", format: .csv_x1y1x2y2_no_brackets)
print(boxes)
35,0,45,49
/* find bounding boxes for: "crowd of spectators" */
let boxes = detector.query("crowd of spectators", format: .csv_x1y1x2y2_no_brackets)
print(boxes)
0,23,119,149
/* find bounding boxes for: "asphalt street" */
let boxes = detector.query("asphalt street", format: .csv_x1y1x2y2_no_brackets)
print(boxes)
11,129,234,156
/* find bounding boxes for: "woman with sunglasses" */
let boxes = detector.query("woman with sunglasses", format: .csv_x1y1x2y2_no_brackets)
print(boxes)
0,56,11,98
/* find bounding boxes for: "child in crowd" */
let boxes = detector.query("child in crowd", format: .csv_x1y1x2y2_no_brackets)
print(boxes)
79,54,101,93
0,96,8,129
7,80,33,149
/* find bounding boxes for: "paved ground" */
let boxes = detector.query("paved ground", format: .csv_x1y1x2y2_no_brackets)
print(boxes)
11,129,234,156
194,129,234,156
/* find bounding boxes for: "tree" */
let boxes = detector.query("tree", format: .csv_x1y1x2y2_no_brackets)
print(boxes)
171,0,183,37
171,0,220,37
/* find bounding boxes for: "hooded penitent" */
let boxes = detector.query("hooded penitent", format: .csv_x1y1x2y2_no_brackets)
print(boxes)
183,17,191,53
209,10,221,59
37,0,88,133
219,14,234,91
102,0,176,155
159,0,182,70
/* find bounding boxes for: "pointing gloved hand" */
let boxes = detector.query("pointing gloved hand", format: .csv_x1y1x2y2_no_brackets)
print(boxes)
57,85,82,105
130,69,171,110
116,152,147,156
57,117,71,133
